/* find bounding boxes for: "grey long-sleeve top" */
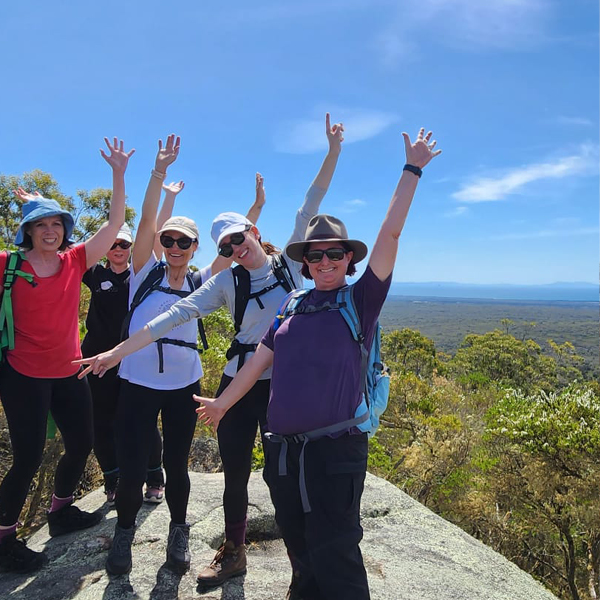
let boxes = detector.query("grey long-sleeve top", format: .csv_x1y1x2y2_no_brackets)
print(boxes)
146,184,326,380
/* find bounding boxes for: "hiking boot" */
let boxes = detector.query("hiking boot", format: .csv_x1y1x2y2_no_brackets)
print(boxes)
106,524,135,575
47,503,102,537
143,485,164,504
166,522,191,574
196,540,246,587
0,534,48,574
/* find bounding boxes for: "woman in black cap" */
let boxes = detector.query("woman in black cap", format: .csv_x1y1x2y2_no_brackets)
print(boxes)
0,138,134,574
195,128,441,600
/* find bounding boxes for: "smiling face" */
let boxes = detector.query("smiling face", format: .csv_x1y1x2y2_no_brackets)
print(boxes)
161,230,198,268
26,215,65,252
106,238,132,269
221,225,266,270
303,241,353,291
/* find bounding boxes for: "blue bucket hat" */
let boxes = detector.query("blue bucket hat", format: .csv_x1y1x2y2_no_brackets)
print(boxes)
15,197,75,246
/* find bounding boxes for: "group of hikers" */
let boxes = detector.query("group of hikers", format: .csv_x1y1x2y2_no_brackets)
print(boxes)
0,114,440,600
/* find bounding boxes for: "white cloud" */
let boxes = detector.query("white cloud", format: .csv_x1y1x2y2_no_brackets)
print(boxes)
374,0,550,65
452,144,599,203
338,199,368,213
445,206,469,217
487,227,599,241
274,108,399,154
555,116,595,127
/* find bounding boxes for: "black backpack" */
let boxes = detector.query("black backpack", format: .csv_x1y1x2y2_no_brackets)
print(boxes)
121,261,208,373
226,253,295,371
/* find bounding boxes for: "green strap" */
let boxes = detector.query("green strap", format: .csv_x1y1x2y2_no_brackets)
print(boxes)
1,252,35,353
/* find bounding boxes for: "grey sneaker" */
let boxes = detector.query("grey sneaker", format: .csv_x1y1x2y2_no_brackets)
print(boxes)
106,524,135,575
166,522,191,574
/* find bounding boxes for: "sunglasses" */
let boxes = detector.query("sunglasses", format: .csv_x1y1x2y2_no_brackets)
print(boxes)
303,247,349,263
218,227,251,258
110,240,132,250
160,235,196,250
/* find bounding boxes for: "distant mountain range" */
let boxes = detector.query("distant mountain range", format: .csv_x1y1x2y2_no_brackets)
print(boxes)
388,282,599,302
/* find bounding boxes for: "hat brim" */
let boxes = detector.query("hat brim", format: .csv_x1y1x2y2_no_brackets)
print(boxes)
15,210,75,246
156,225,198,240
285,237,368,264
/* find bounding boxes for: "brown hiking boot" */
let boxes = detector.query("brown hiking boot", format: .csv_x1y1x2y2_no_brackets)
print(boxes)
196,540,246,587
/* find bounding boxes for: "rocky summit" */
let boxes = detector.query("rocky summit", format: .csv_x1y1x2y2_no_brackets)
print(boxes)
0,471,558,600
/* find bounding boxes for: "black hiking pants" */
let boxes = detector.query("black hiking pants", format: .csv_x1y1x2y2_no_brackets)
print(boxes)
263,431,370,600
0,360,93,525
87,369,163,486
115,379,199,528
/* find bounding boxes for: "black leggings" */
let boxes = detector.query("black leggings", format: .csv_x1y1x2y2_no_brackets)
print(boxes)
88,370,163,484
0,361,93,526
115,379,199,528
216,374,270,525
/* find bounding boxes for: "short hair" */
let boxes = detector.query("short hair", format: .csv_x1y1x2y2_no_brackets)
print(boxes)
19,216,71,251
300,242,357,280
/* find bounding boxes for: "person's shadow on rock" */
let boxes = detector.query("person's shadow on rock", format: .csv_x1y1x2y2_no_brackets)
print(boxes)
148,562,184,600
196,573,246,599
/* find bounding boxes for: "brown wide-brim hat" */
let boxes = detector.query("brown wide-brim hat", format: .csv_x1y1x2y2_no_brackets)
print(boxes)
285,214,368,263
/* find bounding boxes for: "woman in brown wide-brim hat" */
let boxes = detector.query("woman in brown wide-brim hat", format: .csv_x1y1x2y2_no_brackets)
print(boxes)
195,126,442,599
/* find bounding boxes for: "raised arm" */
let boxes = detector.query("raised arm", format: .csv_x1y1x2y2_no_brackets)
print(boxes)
286,113,345,252
194,343,274,429
368,128,442,282
208,172,267,276
84,138,135,269
154,180,185,259
132,134,180,274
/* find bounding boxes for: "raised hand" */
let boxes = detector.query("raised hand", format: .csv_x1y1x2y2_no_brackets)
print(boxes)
255,173,265,207
402,128,442,169
13,187,43,202
162,180,185,195
326,112,344,154
100,137,135,173
155,134,181,174
194,395,226,430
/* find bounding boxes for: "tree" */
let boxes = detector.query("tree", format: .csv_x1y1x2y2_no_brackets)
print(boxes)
0,170,135,249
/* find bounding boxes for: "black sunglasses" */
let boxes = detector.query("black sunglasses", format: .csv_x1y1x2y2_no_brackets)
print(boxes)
110,240,132,250
303,247,349,263
218,227,251,258
160,235,196,250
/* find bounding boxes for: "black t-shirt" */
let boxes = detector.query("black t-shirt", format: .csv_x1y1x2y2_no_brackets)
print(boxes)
81,263,130,357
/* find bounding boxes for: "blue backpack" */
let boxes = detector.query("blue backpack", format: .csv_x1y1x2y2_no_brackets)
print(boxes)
275,285,390,438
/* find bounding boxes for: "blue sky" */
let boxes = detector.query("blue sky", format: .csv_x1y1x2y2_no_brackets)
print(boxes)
1,0,598,285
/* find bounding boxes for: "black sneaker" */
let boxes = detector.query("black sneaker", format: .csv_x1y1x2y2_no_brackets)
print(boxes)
0,534,48,574
106,524,135,575
47,503,102,537
166,522,191,574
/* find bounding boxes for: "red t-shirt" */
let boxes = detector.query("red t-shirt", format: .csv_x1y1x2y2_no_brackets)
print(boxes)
0,245,87,378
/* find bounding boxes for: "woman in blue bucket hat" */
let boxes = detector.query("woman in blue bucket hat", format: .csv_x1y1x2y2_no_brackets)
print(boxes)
0,137,134,574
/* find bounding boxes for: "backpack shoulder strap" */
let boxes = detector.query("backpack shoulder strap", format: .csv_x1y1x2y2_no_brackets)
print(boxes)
273,288,310,332
1,251,36,355
121,262,166,339
271,253,295,293
188,270,208,351
232,264,251,334
336,285,371,403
